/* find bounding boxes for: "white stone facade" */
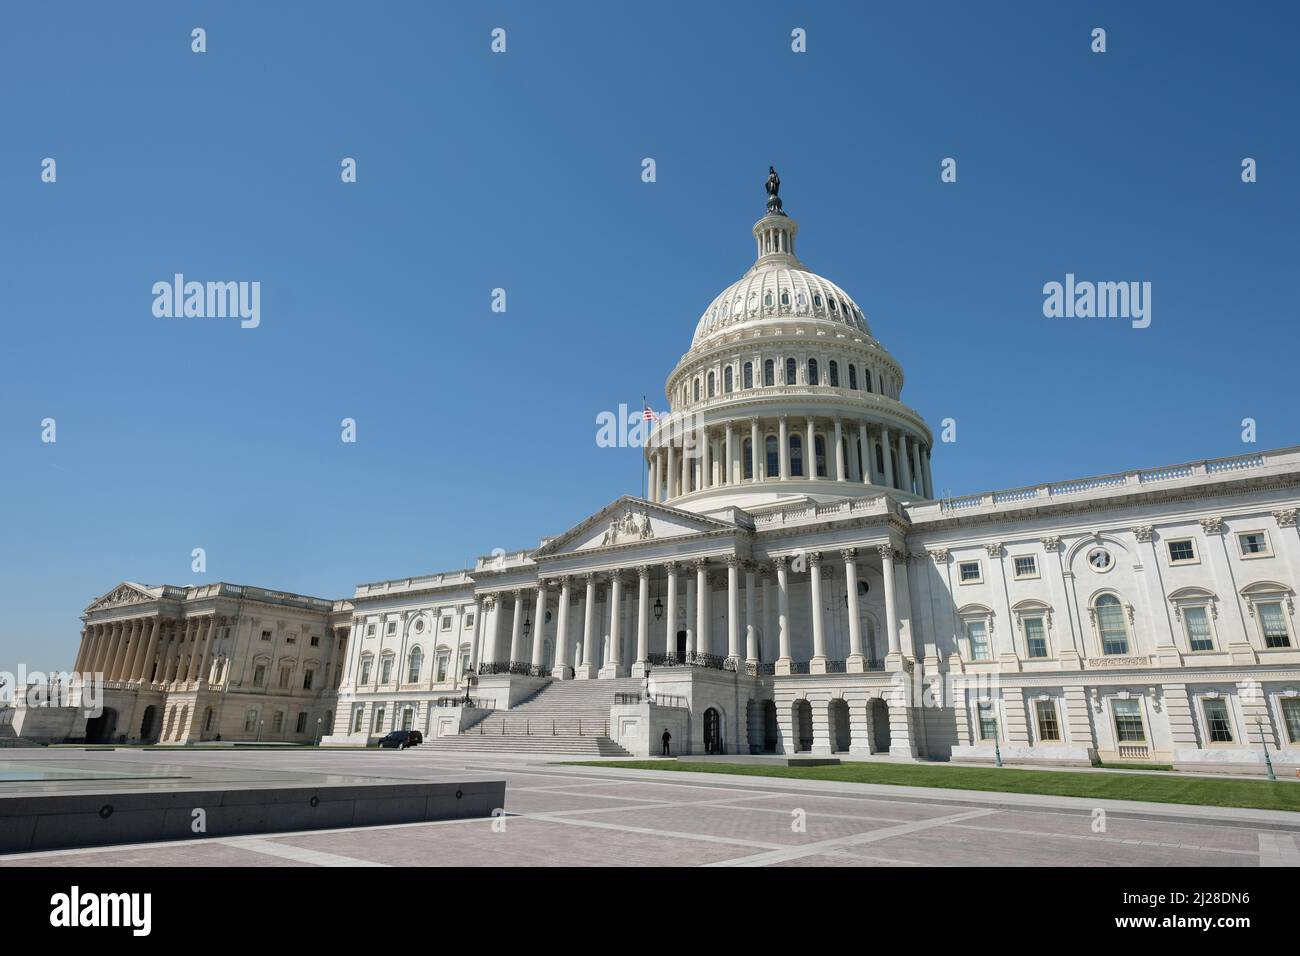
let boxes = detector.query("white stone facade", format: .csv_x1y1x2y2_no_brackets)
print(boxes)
55,177,1300,772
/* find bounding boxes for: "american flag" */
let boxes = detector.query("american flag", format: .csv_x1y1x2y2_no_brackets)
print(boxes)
642,401,658,422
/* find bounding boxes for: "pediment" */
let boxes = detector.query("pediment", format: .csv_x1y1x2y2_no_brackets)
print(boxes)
534,496,742,558
85,581,160,613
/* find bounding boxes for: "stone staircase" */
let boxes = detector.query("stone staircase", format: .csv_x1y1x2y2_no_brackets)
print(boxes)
424,678,644,756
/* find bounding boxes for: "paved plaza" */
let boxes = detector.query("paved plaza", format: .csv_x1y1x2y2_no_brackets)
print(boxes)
0,748,1298,867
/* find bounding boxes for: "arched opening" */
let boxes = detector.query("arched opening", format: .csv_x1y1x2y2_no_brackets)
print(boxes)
743,362,753,389
814,435,827,477
829,360,839,387
762,700,779,753
808,358,819,385
870,698,891,754
848,364,858,390
765,435,779,477
829,699,851,753
138,705,157,743
792,700,813,752
85,707,119,744
743,438,753,479
723,367,733,393
763,359,775,386
703,707,724,754
790,434,804,477
785,357,797,385
707,371,715,397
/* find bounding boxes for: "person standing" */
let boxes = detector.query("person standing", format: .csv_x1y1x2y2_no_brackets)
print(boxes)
661,728,672,756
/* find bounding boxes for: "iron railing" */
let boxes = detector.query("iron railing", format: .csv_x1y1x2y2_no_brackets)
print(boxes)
613,692,688,709
477,718,609,737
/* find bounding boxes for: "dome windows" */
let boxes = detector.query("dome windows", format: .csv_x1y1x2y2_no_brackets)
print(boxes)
813,294,823,309
808,359,820,386
829,361,839,387
742,362,753,389
707,371,716,397
763,291,773,308
693,378,700,402
848,364,858,390
785,357,797,385
763,359,775,387
795,292,807,309
723,367,733,394
780,291,790,308
828,297,837,312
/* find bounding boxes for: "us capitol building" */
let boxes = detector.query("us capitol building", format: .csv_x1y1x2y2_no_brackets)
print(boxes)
31,172,1300,774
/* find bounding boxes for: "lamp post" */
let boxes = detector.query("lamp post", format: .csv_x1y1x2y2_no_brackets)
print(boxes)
992,708,1003,768
1254,715,1276,781
315,716,323,747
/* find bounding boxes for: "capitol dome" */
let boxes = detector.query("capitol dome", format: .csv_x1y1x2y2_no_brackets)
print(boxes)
644,169,935,516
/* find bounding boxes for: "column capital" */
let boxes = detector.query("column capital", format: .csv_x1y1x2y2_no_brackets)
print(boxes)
929,548,950,563
584,571,599,584
1199,515,1225,535
806,550,822,568
663,560,679,574
481,594,497,611
535,578,551,591
984,541,1003,558
1040,535,1062,552
1131,525,1155,543
691,558,709,572
724,555,741,569
839,547,857,562
608,569,625,584
1273,508,1298,528
875,544,895,561
636,565,651,579
772,555,788,570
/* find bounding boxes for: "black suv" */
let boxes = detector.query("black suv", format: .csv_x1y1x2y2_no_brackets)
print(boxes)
377,730,423,749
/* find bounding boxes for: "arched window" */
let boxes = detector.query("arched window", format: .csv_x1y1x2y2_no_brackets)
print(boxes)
693,378,700,402
828,297,837,312
1093,594,1129,655
814,435,827,477
763,291,773,308
780,291,790,308
707,371,715,397
406,646,423,683
765,435,779,477
808,359,819,386
829,361,839,387
789,434,804,477
785,358,797,384
724,366,733,393
763,359,775,386
848,364,858,390
864,368,872,392
743,438,753,479
742,362,752,389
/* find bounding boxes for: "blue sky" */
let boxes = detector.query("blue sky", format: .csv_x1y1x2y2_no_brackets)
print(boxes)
2,2,1296,668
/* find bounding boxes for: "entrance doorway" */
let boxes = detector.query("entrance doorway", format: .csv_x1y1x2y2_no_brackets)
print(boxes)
792,700,813,752
139,705,158,743
703,707,723,754
85,707,118,744
870,698,891,753
829,699,851,753
675,630,687,661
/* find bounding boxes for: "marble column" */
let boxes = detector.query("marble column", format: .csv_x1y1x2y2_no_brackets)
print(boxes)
577,574,598,679
530,580,549,669
649,454,659,503
744,562,758,663
92,623,116,674
508,590,525,664
666,439,677,499
195,616,219,684
881,426,894,489
552,578,572,679
664,562,679,658
778,416,790,479
185,617,212,682
834,419,846,481
685,571,697,657
911,440,924,497
806,417,818,480
844,548,866,671
898,432,913,494
880,545,903,666
859,422,872,485
726,557,741,663
482,595,501,667
750,418,760,483
700,426,712,490
108,620,134,681
808,553,828,673
695,560,710,655
133,617,162,682
469,597,485,673
632,566,651,677
775,557,792,674
725,423,736,485
600,573,623,678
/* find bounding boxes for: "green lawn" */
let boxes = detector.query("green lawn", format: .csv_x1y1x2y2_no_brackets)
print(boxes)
567,759,1300,812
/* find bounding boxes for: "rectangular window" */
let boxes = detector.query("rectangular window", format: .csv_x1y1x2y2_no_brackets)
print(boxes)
1167,539,1196,563
244,710,258,733
302,668,315,690
977,703,998,741
358,658,372,684
441,616,452,631
464,613,475,629
1034,700,1061,741
271,711,284,734
285,635,296,645
1012,555,1038,579
252,664,266,687
1183,606,1214,652
965,620,991,661
310,635,320,647
1259,602,1291,648
295,712,308,734
959,561,982,584
351,707,364,733
436,654,449,682
366,623,376,638
401,707,414,731
1112,699,1145,742
385,620,397,635
1202,698,1234,743
1281,699,1300,744
1024,617,1049,658
1237,531,1270,557
278,666,291,689
373,707,385,732
380,657,393,683
261,629,272,642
